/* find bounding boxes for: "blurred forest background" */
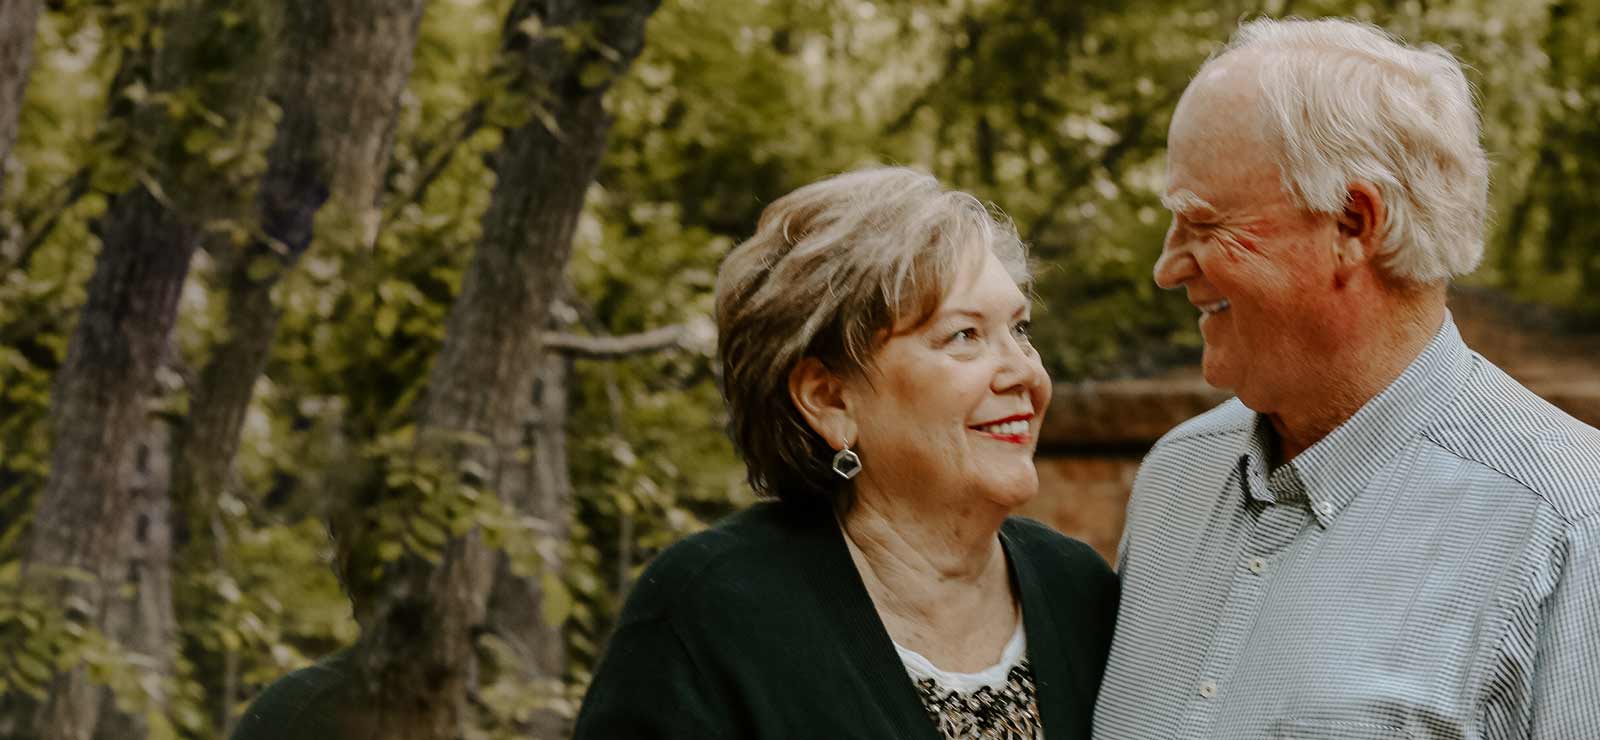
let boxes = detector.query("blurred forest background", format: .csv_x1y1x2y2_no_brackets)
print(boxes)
0,0,1596,737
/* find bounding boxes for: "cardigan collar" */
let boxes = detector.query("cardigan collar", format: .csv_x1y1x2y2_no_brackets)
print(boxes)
780,495,1082,738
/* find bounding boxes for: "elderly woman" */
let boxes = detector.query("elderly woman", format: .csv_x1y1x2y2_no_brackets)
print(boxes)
573,167,1118,739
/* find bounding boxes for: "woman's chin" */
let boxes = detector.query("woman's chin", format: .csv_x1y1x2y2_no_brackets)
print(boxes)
981,472,1039,512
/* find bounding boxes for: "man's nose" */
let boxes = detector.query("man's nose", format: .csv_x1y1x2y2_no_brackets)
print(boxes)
1153,235,1199,289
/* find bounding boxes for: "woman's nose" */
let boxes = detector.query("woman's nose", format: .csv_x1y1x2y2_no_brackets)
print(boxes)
993,334,1047,397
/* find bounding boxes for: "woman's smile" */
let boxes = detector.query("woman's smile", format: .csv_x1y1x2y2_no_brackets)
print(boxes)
969,414,1033,444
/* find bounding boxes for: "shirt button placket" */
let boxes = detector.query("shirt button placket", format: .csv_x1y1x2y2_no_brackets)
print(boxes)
1182,501,1306,739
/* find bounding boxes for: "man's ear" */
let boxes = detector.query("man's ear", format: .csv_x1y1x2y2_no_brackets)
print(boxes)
788,358,855,450
1334,181,1386,285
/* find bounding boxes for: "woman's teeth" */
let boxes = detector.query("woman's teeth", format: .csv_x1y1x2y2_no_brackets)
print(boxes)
976,420,1029,436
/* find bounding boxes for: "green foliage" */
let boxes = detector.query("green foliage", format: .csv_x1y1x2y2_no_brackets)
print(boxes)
2,0,1598,737
0,562,195,739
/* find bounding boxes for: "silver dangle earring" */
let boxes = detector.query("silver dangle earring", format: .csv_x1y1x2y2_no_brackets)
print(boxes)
831,447,862,480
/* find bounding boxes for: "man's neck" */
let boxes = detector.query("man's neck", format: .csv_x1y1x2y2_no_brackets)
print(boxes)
1270,295,1446,462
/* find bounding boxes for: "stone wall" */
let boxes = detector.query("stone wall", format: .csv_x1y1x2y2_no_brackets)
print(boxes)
1015,456,1140,563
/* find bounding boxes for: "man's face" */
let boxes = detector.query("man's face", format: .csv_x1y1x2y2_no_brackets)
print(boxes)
1154,56,1346,412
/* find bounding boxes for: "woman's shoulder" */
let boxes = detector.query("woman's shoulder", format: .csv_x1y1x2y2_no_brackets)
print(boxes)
1002,516,1108,563
1002,517,1120,637
1001,516,1116,586
618,500,823,623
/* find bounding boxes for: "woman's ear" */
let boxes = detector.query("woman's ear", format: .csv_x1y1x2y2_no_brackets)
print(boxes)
788,358,855,450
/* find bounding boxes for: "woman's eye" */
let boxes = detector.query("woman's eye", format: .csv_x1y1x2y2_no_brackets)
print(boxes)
1013,320,1032,340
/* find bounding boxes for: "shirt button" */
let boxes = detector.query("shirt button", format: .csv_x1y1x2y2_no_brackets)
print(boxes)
1199,680,1218,699
1247,557,1267,574
1316,501,1335,516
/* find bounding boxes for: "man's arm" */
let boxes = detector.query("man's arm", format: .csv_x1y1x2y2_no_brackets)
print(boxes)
1528,515,1600,739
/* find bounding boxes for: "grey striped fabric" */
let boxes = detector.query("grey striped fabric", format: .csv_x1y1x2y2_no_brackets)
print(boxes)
1093,315,1600,739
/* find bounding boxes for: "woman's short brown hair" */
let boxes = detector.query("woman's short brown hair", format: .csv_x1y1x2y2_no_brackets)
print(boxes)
713,167,1029,505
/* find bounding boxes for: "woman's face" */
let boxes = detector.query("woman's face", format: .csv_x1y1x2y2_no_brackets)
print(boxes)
845,248,1051,514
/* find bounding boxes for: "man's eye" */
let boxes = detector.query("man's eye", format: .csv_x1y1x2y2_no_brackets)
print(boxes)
950,328,978,343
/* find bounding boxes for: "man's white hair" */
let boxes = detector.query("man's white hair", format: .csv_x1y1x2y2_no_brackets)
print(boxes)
1215,18,1489,284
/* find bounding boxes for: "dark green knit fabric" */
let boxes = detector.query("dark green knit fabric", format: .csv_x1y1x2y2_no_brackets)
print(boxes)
227,498,1118,739
572,498,1120,739
229,649,363,739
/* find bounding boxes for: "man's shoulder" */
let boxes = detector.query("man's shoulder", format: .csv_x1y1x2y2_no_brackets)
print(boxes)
1428,355,1600,520
1122,398,1252,529
1142,396,1253,470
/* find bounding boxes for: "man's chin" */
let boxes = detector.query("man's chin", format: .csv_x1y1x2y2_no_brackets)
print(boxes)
1199,351,1237,392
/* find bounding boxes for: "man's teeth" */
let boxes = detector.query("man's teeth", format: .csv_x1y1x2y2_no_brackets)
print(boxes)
976,420,1029,436
1199,299,1231,315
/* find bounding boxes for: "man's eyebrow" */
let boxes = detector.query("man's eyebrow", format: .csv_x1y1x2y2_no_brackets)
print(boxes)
1160,189,1218,218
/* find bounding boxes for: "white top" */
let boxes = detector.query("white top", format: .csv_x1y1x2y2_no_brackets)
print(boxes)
893,621,1028,694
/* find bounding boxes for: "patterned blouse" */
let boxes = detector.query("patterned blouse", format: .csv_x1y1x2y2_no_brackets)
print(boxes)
895,623,1043,740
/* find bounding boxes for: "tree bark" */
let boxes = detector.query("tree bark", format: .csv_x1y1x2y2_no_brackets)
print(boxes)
346,2,662,737
16,2,273,736
19,183,198,740
92,421,177,740
174,0,427,550
0,0,42,196
485,351,572,737
166,0,426,729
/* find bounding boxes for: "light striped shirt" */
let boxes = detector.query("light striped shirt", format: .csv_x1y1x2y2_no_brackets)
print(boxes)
1094,315,1600,739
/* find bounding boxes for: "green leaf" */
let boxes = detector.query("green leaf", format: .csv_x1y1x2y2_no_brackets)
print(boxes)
375,305,399,337
376,541,404,562
246,256,281,282
411,517,447,548
578,62,612,89
90,162,138,194
539,570,572,628
16,652,52,686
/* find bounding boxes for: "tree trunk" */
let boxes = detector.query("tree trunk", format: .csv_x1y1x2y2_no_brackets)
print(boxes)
485,351,572,737
19,183,198,740
166,0,425,729
16,2,274,735
93,421,177,740
174,0,427,549
348,2,661,737
0,0,42,195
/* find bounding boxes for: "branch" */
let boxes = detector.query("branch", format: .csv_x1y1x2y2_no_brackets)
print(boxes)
11,167,91,272
542,324,687,359
1026,91,1175,245
379,102,487,225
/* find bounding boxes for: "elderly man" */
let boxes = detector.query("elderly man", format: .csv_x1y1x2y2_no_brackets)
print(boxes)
1093,17,1600,740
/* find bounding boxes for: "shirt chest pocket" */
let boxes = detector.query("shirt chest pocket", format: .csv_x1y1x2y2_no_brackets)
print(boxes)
1271,719,1413,740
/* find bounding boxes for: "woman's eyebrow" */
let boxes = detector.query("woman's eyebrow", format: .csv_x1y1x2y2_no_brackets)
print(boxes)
930,302,1031,324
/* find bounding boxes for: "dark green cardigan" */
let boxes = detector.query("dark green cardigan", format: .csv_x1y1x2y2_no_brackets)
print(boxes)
226,499,1118,739
572,498,1120,739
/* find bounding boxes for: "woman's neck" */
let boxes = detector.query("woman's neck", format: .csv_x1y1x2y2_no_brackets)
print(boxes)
839,493,1018,672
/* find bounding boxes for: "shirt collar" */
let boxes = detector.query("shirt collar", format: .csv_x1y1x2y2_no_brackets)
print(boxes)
1237,312,1473,527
